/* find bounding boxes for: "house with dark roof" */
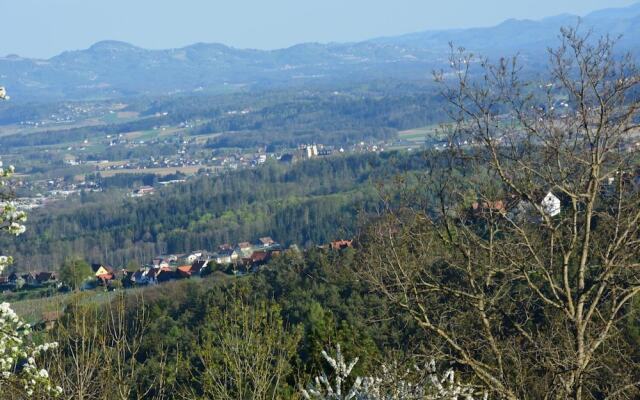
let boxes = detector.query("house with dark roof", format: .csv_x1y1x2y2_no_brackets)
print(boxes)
191,260,209,275
130,269,152,285
151,255,179,268
22,272,37,285
278,153,295,164
0,275,11,290
148,266,176,283
35,271,58,285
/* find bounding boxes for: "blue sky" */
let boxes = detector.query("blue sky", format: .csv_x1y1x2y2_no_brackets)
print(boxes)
0,0,636,58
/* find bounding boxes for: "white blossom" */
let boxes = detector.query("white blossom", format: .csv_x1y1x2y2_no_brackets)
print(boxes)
0,300,60,397
302,345,488,400
0,157,59,397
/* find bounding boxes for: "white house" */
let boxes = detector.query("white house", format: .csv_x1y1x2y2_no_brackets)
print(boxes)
130,268,152,285
541,192,561,217
186,252,203,263
214,249,239,265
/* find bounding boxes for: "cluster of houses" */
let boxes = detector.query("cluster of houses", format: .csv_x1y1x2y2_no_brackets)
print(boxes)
130,186,156,197
92,236,284,289
0,271,60,291
468,190,562,223
464,167,640,222
11,178,103,211
0,237,356,294
297,143,341,159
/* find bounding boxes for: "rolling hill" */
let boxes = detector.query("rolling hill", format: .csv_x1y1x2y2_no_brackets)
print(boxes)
2,3,640,101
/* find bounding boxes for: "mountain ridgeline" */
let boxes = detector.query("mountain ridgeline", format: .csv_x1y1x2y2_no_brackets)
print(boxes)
2,3,640,101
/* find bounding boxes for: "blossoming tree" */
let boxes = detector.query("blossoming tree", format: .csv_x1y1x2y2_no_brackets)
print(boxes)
301,345,487,400
0,87,61,399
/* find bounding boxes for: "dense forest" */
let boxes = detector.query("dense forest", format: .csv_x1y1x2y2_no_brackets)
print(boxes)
36,248,436,399
2,150,436,270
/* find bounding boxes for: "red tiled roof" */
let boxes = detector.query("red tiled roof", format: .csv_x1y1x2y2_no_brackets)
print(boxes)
97,273,114,281
471,200,506,212
259,237,275,245
330,240,353,250
177,266,192,276
177,265,192,278
250,251,270,263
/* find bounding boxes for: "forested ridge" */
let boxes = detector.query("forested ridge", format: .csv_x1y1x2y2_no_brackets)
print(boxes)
108,249,413,398
0,86,443,151
3,150,434,270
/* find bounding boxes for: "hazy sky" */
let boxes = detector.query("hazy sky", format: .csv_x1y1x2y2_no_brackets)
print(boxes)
0,0,636,58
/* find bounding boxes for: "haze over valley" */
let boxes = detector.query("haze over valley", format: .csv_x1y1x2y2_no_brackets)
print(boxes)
2,2,640,399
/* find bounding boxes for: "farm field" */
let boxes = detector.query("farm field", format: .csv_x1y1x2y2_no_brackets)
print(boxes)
191,132,222,144
0,118,106,137
122,127,183,141
92,165,208,177
9,290,139,324
397,125,442,143
9,292,69,324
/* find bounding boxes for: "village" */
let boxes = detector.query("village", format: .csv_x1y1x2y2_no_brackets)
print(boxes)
8,140,388,209
5,168,637,297
0,237,355,295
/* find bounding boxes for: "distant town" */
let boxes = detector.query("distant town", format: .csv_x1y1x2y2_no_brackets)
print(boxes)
0,236,354,294
8,139,390,210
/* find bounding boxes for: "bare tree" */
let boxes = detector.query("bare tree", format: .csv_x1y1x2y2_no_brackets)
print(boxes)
360,28,640,399
101,292,169,400
187,297,301,400
48,295,107,400
47,292,163,400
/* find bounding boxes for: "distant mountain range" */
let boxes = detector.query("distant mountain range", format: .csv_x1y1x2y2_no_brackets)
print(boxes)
2,3,640,102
